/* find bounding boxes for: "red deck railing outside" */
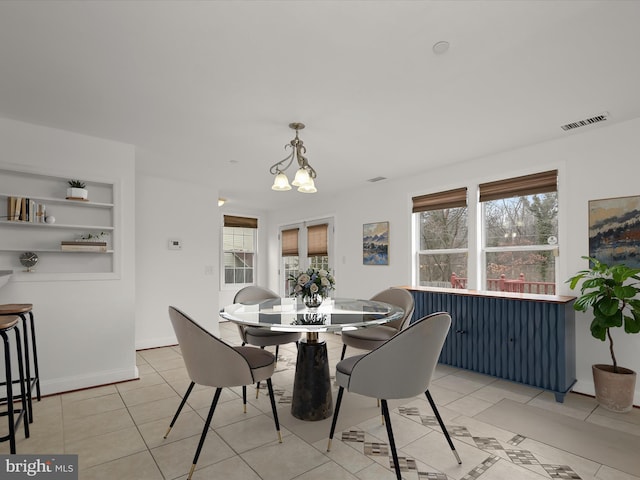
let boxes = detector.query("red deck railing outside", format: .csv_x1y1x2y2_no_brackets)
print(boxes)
450,273,555,295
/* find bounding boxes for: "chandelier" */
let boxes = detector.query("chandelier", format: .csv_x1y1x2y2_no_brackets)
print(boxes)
269,122,317,193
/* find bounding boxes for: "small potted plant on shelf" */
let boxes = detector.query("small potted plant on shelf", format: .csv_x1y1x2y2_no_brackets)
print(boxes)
66,180,88,200
567,256,640,412
289,267,335,308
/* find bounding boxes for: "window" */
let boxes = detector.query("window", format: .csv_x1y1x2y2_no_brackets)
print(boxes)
480,170,558,294
222,215,257,287
281,227,300,294
280,219,333,296
412,170,559,295
413,188,468,288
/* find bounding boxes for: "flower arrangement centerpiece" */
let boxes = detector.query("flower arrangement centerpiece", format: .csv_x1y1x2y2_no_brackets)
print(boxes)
289,267,335,308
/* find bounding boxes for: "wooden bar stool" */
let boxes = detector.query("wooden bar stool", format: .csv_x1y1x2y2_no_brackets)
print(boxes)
0,315,30,454
0,304,40,423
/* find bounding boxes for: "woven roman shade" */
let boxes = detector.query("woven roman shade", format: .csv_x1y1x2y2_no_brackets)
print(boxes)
412,187,467,213
281,228,299,256
307,224,328,256
479,170,557,202
223,215,258,229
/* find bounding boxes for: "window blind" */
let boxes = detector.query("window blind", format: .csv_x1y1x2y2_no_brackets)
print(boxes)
307,223,328,256
281,228,299,256
412,187,467,213
223,215,258,229
479,170,557,202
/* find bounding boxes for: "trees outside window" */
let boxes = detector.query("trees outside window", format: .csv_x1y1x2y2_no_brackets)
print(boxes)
416,207,468,287
413,170,559,295
483,192,558,293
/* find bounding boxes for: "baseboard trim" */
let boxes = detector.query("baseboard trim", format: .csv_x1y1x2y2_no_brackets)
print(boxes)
135,336,177,351
41,365,138,396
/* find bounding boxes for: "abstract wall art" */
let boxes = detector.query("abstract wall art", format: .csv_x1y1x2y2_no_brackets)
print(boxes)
589,194,640,268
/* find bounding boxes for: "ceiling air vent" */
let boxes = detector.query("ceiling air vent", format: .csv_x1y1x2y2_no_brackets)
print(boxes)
367,176,387,183
561,112,609,131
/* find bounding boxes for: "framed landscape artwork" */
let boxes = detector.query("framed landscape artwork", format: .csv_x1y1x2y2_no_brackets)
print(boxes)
589,194,640,268
363,221,389,265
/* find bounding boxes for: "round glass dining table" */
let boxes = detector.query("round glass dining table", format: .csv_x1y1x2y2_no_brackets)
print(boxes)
220,297,403,420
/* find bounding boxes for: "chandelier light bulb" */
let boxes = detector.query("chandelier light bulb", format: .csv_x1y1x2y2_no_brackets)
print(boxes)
292,167,310,187
298,177,317,193
272,172,292,191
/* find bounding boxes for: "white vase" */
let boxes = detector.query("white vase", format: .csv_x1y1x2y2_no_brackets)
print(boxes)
67,187,88,200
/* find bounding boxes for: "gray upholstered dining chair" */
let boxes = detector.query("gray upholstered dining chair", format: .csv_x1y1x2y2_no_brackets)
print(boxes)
164,306,282,480
327,312,461,480
340,287,415,360
234,286,300,396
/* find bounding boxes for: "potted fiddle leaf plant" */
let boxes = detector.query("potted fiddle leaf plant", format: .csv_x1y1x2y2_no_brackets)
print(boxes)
567,256,640,412
66,179,88,200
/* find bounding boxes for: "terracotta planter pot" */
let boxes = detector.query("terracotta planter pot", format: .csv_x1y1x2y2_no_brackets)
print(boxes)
592,364,637,413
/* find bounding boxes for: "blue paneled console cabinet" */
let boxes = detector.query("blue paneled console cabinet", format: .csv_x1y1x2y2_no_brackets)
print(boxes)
404,286,576,402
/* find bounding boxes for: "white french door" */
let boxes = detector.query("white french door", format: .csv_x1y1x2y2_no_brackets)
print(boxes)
279,217,334,297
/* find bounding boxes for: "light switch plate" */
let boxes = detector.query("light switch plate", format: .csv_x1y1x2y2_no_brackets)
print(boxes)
168,239,182,250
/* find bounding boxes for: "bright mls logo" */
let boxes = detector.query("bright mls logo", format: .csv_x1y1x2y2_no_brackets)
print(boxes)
0,455,77,479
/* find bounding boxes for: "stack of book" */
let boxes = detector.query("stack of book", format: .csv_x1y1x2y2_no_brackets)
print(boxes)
6,196,46,222
60,241,107,252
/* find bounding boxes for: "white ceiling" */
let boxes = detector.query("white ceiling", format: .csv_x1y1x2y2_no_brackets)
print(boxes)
1,1,639,211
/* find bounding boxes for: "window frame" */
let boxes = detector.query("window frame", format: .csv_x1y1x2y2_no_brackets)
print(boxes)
480,192,559,294
412,188,469,288
220,215,258,291
412,169,560,295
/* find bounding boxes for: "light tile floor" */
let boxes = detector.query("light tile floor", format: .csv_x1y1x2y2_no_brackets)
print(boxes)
2,320,639,480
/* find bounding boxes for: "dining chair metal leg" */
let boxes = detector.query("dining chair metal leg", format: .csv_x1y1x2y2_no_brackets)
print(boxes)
275,345,279,363
425,390,462,464
256,346,266,398
381,399,402,480
266,378,283,443
340,344,347,360
189,387,222,480
242,385,247,413
326,386,344,451
164,381,195,438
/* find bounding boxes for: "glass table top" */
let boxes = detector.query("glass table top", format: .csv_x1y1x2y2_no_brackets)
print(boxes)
220,297,404,333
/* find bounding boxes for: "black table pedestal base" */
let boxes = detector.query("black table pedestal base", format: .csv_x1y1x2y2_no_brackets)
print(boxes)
291,338,333,421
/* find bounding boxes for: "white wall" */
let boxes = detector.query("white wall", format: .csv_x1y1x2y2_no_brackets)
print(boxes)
0,117,137,394
3,114,638,404
134,168,220,348
267,118,640,405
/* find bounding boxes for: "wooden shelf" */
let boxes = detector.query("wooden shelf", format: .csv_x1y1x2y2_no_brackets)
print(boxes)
0,220,113,230
0,248,113,254
1,166,117,275
0,192,113,208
